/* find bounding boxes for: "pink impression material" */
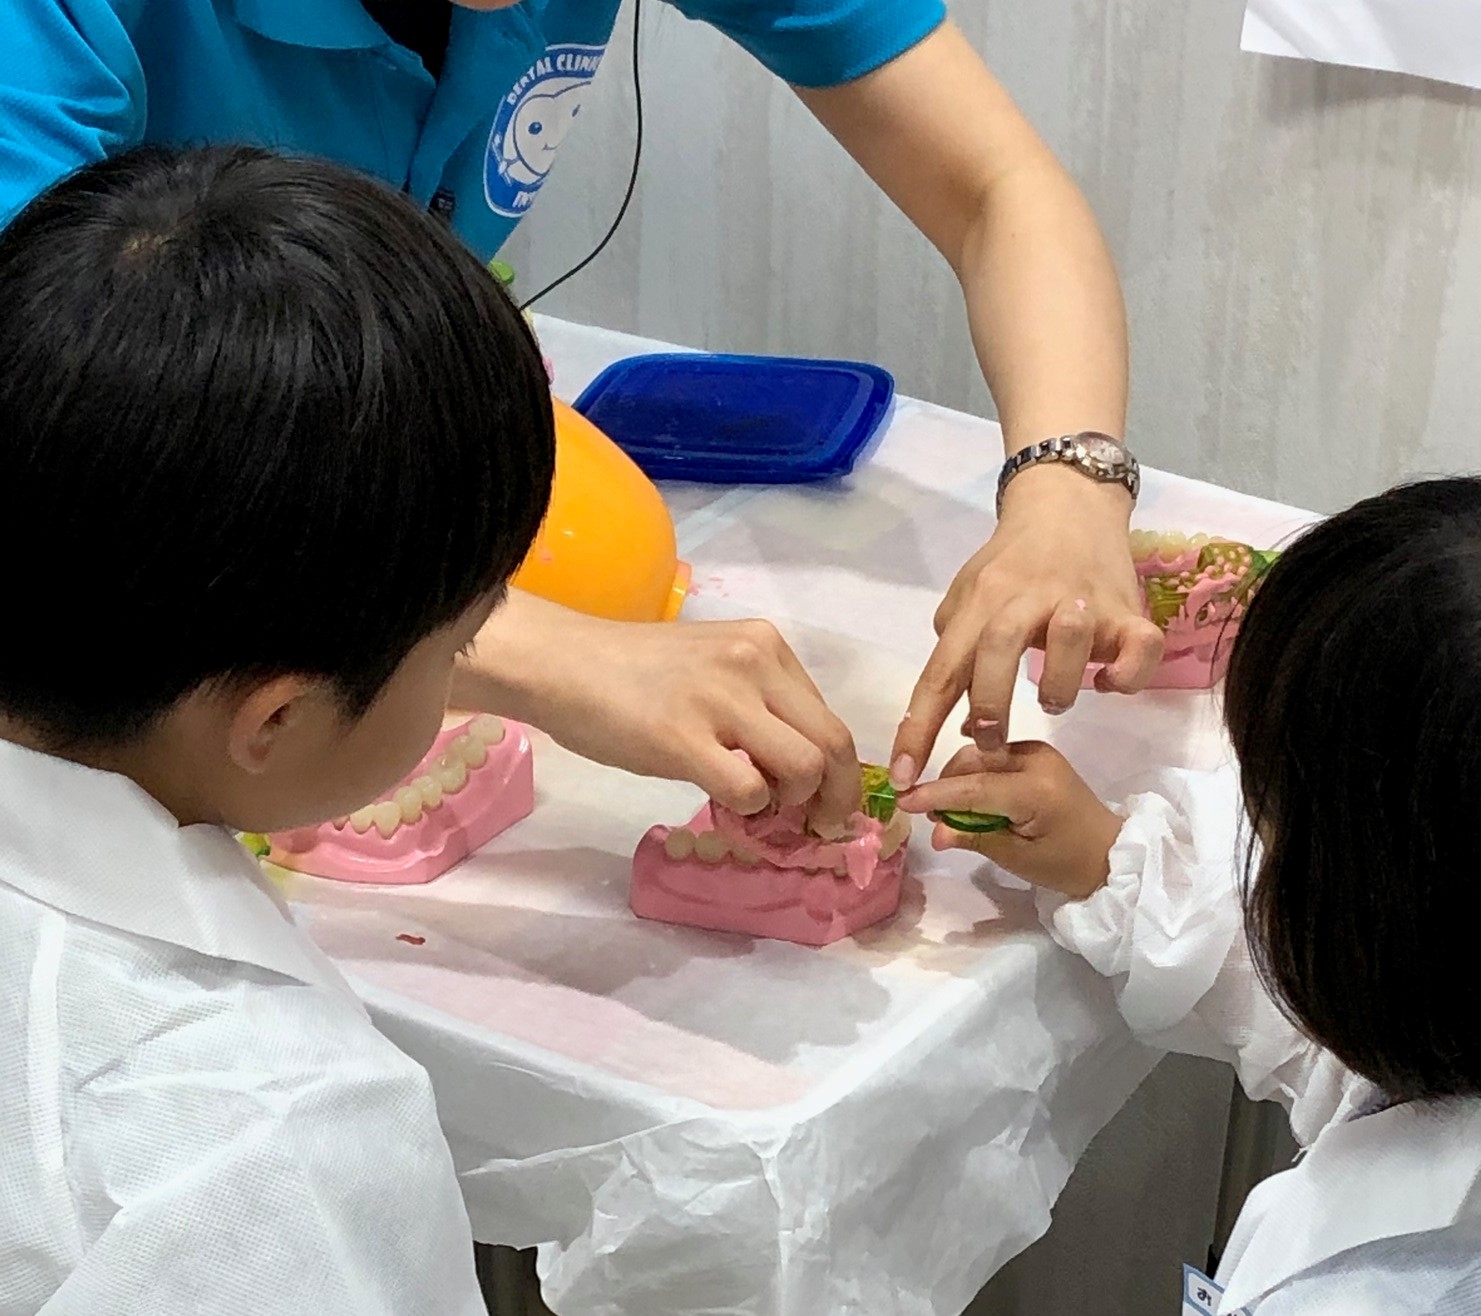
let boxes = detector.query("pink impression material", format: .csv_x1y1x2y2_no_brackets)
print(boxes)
1030,536,1270,691
630,799,909,946
269,715,534,885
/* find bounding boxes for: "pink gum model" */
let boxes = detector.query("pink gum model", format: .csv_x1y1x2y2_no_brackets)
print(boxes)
1030,533,1277,690
630,801,909,946
269,714,534,885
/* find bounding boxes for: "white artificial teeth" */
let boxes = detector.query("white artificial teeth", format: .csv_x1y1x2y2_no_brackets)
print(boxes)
694,831,730,863
471,713,506,746
1129,529,1158,561
416,774,443,810
349,805,376,834
664,828,696,861
372,801,401,839
833,860,849,878
454,733,488,768
436,753,469,794
732,846,759,867
394,786,423,825
880,811,912,859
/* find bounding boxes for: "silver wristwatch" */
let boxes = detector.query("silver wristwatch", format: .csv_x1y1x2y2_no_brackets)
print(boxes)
996,432,1139,515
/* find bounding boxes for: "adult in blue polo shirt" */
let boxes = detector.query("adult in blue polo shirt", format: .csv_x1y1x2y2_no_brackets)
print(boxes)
0,0,1160,825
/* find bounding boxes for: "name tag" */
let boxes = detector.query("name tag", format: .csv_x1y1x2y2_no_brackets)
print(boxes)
1182,1264,1250,1315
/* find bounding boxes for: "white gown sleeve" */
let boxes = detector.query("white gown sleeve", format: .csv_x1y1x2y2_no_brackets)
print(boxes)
46,997,487,1316
1036,763,1379,1147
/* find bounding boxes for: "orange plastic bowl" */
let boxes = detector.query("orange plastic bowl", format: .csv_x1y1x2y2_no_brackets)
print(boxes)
512,399,690,623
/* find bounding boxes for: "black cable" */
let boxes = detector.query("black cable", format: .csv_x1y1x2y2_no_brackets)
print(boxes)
518,0,644,312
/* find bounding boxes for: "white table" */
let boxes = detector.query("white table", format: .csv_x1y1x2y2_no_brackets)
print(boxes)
289,319,1317,1316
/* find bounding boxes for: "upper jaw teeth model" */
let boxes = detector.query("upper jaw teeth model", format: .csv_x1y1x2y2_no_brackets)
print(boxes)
658,796,914,879
267,713,535,885
1029,531,1280,691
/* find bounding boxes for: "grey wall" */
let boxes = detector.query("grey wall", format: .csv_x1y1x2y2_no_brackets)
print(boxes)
504,0,1481,515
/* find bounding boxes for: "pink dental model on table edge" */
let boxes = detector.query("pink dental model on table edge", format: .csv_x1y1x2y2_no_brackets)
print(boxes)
268,714,534,885
630,765,1008,947
1031,531,1281,690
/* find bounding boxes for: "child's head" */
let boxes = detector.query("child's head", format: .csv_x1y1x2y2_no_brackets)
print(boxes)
1225,478,1481,1102
0,146,553,831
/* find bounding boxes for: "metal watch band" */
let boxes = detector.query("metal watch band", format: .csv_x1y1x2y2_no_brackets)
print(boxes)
995,432,1140,516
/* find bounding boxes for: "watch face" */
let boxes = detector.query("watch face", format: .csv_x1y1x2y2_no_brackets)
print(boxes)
1076,436,1124,467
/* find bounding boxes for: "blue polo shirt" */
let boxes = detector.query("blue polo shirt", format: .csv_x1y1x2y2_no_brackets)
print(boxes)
0,0,945,259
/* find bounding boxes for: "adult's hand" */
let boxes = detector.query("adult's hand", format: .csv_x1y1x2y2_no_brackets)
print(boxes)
796,24,1164,786
453,591,861,834
888,467,1162,788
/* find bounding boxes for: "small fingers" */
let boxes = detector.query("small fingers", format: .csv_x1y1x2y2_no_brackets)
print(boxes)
938,744,1019,779
930,817,1033,862
894,767,1036,823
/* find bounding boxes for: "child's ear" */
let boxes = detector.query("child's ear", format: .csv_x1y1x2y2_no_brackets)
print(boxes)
225,676,320,775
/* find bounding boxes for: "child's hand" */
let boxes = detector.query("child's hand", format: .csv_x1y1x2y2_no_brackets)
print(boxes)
896,742,1121,899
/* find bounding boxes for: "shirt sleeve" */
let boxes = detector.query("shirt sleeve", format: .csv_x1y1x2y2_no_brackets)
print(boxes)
1036,764,1379,1147
49,1004,487,1315
0,0,148,226
664,0,946,88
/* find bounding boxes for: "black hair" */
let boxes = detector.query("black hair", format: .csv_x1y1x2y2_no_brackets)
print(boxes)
0,145,553,747
1225,478,1481,1102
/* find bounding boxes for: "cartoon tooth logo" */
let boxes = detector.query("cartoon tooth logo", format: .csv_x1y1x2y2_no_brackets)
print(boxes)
485,45,606,219
505,80,585,185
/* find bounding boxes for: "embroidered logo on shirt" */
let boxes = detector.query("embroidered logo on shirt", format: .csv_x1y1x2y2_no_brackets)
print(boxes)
484,44,606,218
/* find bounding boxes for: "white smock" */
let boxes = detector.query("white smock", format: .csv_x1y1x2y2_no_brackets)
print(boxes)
1038,765,1481,1314
0,738,486,1315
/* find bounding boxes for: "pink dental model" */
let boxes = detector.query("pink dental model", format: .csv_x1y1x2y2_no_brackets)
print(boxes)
1032,532,1280,690
630,766,911,946
269,714,534,885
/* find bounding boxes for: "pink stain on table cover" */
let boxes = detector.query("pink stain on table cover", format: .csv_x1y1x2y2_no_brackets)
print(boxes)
269,715,534,885
631,797,910,947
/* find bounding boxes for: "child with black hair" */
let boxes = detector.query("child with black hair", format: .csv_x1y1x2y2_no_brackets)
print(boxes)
0,145,556,1313
900,480,1481,1313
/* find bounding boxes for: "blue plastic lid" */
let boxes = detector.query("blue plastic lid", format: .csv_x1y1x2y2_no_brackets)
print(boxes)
572,352,895,484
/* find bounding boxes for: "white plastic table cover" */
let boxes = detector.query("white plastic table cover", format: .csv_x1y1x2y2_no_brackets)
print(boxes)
289,318,1318,1316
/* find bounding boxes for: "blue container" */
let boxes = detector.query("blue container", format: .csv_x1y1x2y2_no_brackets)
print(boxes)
572,352,895,484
